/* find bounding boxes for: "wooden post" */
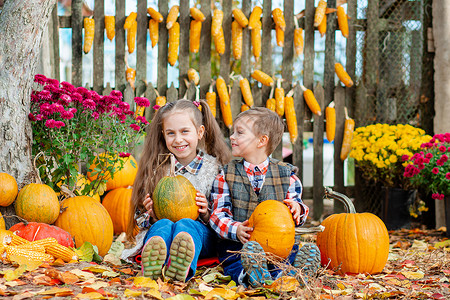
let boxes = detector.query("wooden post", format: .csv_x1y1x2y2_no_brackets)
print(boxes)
199,0,211,99
136,0,148,93
178,0,190,97
93,0,105,93
115,0,126,91
157,0,169,96
313,83,324,220
72,0,83,87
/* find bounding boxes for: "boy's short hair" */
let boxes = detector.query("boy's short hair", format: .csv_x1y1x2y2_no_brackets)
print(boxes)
235,107,285,155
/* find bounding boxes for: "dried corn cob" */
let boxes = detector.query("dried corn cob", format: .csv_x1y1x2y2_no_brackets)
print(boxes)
318,13,327,37
272,8,286,31
251,22,261,61
232,8,249,28
126,67,136,89
211,9,224,37
149,18,159,48
266,86,276,111
216,76,232,129
83,17,95,54
214,27,225,55
190,7,205,22
188,68,200,86
124,12,137,30
285,89,298,144
5,246,54,262
275,79,285,117
241,104,250,112
239,76,254,107
340,107,355,161
314,0,327,27
105,16,115,41
6,233,29,246
166,5,179,29
16,243,46,253
147,7,163,22
337,6,349,38
300,85,321,116
156,95,166,108
46,243,78,262
275,26,284,47
168,21,180,66
127,19,137,54
206,83,217,118
232,20,243,60
326,101,336,142
294,16,304,55
248,6,263,29
335,63,353,87
190,20,202,53
251,70,274,86
135,106,145,118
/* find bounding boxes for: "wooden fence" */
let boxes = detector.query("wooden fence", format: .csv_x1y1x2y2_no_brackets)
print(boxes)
46,0,359,219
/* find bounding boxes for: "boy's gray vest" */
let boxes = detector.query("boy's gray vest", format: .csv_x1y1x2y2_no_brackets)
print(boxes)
223,158,294,222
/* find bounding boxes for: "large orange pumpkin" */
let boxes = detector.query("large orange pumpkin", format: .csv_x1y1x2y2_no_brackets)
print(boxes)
152,154,199,222
316,188,390,275
15,183,60,224
87,153,138,191
102,187,138,235
248,200,295,259
0,172,18,206
55,196,114,256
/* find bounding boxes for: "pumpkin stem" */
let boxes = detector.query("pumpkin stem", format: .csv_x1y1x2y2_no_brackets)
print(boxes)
324,187,356,213
0,214,29,225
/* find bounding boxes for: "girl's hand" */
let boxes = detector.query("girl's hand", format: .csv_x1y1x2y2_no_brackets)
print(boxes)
143,194,157,221
196,192,210,222
237,220,253,244
283,199,301,225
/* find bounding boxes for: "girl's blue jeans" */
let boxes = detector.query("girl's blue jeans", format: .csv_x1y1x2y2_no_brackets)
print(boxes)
143,218,216,280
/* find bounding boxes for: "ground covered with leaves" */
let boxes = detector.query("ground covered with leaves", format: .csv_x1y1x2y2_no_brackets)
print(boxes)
0,228,449,299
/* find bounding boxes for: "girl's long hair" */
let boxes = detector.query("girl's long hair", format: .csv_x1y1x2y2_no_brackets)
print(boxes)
127,99,231,240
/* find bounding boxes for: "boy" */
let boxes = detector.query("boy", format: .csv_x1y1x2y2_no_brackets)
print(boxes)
209,107,320,287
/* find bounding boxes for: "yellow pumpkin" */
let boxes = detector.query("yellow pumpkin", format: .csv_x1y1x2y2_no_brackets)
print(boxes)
102,187,137,235
87,153,138,191
15,183,60,224
0,172,18,206
55,196,114,256
248,200,295,259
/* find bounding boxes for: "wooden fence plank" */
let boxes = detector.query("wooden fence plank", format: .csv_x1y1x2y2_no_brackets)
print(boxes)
136,0,148,86
292,83,304,183
199,0,211,98
144,82,157,121
167,82,178,102
261,0,272,108
51,3,60,81
346,0,357,115
178,0,190,97
157,0,169,96
241,1,251,78
302,0,315,132
313,82,324,219
324,0,336,111
282,0,294,87
93,0,105,93
231,80,241,121
72,0,83,87
333,85,346,213
219,0,232,83
115,0,126,91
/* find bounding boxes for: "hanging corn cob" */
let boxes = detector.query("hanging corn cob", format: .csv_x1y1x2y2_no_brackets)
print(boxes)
190,20,202,53
126,66,136,89
168,21,180,66
232,21,243,60
294,17,303,55
214,27,225,55
211,9,224,37
135,105,145,118
147,7,163,22
340,107,355,161
337,6,349,38
127,19,137,54
206,83,217,118
300,85,321,116
272,8,286,31
275,79,285,117
266,86,276,111
275,26,284,47
314,0,327,27
216,76,232,129
166,5,179,30
318,13,327,37
233,8,249,28
239,76,254,107
188,68,200,86
284,89,298,144
149,19,159,48
251,22,261,61
325,102,336,142
241,104,250,112
83,17,95,54
190,7,205,22
124,12,137,30
248,6,262,30
154,89,167,110
104,16,115,41
251,70,274,86
335,63,354,87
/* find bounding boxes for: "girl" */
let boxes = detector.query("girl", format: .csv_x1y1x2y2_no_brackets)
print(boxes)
127,99,231,282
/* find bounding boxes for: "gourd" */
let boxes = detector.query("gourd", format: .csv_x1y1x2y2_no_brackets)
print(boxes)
9,221,75,248
102,187,136,235
316,188,389,275
55,196,114,256
152,155,199,223
248,200,295,259
0,172,18,206
15,183,60,224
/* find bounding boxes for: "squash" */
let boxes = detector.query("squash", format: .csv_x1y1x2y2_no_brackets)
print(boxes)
15,183,60,224
102,187,137,235
87,153,138,191
9,222,74,248
316,188,389,275
0,172,18,206
55,196,114,256
248,200,295,259
152,154,199,222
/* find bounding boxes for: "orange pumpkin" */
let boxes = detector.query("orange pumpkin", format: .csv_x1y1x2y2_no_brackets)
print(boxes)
0,172,18,206
15,183,60,224
102,187,138,235
152,154,199,222
316,188,390,275
248,200,295,259
55,196,114,256
87,153,138,191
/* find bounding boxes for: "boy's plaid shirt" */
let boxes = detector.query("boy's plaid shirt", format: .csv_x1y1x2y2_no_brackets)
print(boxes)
209,158,309,241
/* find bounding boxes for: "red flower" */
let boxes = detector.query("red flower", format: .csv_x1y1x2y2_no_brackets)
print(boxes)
119,152,131,157
432,167,439,174
446,172,450,180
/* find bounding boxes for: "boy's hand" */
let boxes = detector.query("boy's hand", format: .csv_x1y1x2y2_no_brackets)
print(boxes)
283,199,301,225
143,193,157,221
237,220,253,244
196,191,210,222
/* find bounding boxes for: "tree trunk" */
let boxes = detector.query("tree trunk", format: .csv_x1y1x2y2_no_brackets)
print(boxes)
0,0,56,227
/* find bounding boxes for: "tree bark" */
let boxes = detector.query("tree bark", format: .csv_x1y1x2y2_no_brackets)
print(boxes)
0,0,56,227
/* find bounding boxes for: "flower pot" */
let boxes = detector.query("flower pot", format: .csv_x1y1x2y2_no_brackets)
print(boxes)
382,187,416,231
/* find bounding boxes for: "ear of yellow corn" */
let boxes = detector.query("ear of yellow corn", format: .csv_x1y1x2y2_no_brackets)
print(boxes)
105,16,115,41
325,102,336,142
189,20,202,53
232,21,243,60
232,8,249,28
294,28,304,55
206,84,217,118
251,23,261,61
239,76,254,107
285,95,298,144
275,26,284,47
275,79,285,117
126,67,136,88
7,234,29,246
168,21,180,66
318,13,327,37
335,63,354,87
337,6,349,38
190,7,206,22
46,243,78,262
149,18,159,48
83,18,95,54
16,243,46,253
241,104,250,112
216,76,232,129
5,246,54,263
272,8,286,31
156,95,166,107
166,5,179,29
211,9,224,37
147,7,163,23
214,27,225,55
188,68,200,86
248,6,262,29
251,70,274,87
124,12,137,30
314,0,327,27
340,107,355,161
135,106,145,118
266,98,276,111
301,85,321,116
127,19,137,54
